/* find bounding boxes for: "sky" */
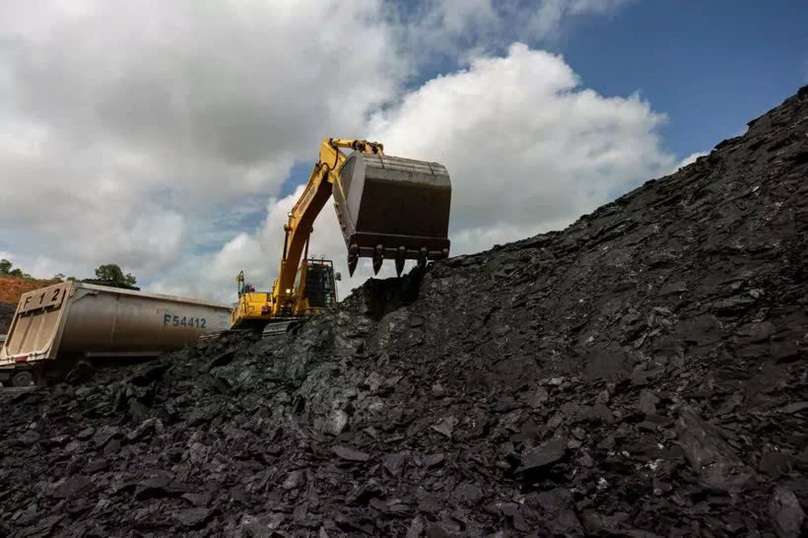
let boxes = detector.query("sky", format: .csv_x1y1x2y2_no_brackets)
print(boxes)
1,0,806,305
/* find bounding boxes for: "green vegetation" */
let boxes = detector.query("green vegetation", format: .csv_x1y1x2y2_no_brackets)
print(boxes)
1,259,138,290
92,264,137,288
0,259,31,279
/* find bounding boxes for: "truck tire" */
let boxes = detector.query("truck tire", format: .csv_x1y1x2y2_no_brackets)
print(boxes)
11,369,34,387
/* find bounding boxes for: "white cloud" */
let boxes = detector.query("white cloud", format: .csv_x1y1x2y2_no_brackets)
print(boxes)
396,0,636,62
0,250,85,281
527,0,635,39
150,42,675,304
1,0,672,307
0,0,402,281
675,151,708,170
147,185,396,304
369,43,674,251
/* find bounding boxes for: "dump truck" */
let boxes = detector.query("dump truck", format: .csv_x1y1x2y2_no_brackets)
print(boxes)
231,138,452,329
0,280,232,386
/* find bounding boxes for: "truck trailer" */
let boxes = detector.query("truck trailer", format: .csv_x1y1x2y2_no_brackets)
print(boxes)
0,281,232,386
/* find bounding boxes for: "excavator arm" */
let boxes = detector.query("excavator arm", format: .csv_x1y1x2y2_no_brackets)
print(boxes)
232,137,451,328
273,139,384,314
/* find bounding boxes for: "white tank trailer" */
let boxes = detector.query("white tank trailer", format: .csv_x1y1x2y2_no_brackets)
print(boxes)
0,281,232,386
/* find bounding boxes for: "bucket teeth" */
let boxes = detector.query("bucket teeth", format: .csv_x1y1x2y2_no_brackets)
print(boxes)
348,245,359,277
417,247,428,269
395,246,406,277
372,244,384,275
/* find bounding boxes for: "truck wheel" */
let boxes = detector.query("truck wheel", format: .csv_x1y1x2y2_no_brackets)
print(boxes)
11,370,34,387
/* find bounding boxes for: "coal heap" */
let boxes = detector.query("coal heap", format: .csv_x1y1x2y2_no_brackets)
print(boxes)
1,88,807,537
0,302,15,334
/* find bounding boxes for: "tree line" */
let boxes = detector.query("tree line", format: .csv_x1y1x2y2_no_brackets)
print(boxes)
1,260,138,290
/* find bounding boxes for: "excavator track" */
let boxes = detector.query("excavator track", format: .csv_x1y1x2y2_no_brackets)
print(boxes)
261,320,300,338
198,319,301,343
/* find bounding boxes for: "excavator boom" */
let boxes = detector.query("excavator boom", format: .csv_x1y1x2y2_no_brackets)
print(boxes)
231,138,452,329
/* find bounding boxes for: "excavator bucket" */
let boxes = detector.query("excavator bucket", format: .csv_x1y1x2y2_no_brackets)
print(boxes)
334,152,452,276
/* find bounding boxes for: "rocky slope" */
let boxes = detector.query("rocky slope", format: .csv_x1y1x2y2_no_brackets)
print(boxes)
0,87,806,537
0,302,15,334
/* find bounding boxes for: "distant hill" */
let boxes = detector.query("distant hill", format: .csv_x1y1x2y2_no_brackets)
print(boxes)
1,275,62,333
0,275,61,305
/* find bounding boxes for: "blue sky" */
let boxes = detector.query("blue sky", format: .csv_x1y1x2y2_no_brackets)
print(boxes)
561,0,808,157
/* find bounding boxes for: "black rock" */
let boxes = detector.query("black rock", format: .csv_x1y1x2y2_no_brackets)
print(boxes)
516,437,567,473
758,451,794,479
283,470,306,490
176,507,213,528
18,430,40,446
383,453,407,476
638,390,660,415
424,453,445,468
769,487,805,537
48,475,93,499
676,407,751,494
84,458,109,473
333,445,370,462
431,417,458,438
76,427,95,440
425,521,462,538
92,425,121,448
576,403,615,424
203,350,235,372
130,362,170,386
452,482,483,506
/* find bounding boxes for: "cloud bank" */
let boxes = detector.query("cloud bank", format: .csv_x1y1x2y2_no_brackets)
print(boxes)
0,0,683,305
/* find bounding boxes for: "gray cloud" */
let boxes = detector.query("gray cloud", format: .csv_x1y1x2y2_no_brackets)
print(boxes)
152,42,676,304
369,44,675,243
1,0,403,278
0,0,654,303
392,0,637,64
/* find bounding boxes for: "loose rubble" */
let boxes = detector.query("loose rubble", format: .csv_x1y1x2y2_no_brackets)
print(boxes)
1,87,807,537
0,302,15,334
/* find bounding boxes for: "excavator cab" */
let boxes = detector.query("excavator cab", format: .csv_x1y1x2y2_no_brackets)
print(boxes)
299,258,339,312
334,150,452,276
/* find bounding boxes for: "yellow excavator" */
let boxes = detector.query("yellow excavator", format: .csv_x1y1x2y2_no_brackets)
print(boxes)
231,138,452,330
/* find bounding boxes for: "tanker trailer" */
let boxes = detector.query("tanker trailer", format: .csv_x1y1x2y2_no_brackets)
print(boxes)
0,281,232,386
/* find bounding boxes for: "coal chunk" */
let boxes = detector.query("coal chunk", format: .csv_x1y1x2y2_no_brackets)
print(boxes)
47,475,93,499
769,487,805,537
176,508,213,528
332,446,370,462
516,437,567,473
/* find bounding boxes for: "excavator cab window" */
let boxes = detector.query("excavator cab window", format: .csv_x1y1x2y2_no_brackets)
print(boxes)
304,259,336,308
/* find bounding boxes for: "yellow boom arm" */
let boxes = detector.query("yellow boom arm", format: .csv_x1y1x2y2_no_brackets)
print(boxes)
229,136,450,329
272,138,383,315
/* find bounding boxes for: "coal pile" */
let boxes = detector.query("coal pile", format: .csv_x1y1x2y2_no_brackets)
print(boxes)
1,88,807,537
0,302,16,334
